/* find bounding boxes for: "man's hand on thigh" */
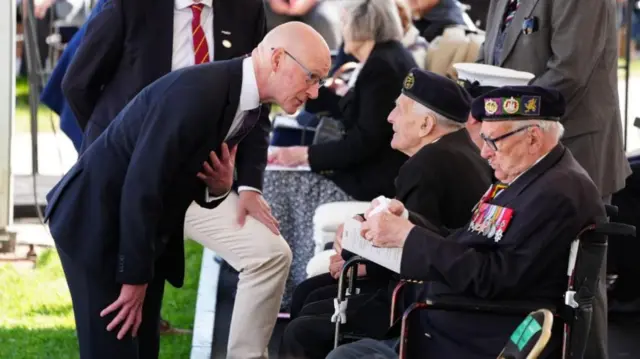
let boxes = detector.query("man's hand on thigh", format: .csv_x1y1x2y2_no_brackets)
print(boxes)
237,191,280,235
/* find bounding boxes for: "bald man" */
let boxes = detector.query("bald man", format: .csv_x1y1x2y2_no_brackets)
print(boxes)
44,22,331,359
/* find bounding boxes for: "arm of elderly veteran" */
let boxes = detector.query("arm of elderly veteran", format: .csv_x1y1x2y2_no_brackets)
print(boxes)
307,58,400,171
529,0,609,105
61,0,124,131
398,192,578,299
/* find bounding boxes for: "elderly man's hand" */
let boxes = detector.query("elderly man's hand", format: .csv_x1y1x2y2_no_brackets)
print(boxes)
361,212,414,248
237,191,280,235
365,198,407,218
197,144,237,196
268,147,309,167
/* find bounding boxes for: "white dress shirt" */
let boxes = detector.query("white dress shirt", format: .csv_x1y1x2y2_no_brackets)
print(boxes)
205,57,262,201
172,0,214,71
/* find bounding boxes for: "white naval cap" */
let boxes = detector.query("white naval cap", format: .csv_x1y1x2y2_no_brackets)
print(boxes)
453,63,535,87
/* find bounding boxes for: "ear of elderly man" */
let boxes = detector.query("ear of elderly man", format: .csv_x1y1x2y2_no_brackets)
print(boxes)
325,79,606,359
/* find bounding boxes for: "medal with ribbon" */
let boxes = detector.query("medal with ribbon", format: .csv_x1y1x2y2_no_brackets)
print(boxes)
469,183,514,240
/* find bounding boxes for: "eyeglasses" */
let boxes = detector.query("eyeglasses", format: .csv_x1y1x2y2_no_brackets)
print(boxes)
480,124,539,151
272,47,326,86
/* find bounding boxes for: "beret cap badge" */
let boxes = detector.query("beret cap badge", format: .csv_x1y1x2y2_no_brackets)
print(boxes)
404,72,415,90
503,97,520,114
484,99,499,115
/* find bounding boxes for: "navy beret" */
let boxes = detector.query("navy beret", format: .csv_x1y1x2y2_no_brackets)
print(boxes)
470,85,566,121
401,68,472,123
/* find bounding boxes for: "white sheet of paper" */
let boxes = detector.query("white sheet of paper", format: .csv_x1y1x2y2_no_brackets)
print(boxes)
265,164,311,172
341,218,403,273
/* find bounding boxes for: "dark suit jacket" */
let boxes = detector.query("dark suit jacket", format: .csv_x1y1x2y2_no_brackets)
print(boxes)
395,129,493,232
308,40,415,201
61,0,270,190
46,59,256,288
477,0,630,197
401,144,605,359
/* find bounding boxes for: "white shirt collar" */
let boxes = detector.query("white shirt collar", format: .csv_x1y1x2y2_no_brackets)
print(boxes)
239,57,260,112
175,0,212,10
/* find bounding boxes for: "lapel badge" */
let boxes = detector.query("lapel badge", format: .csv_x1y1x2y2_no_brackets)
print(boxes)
222,40,232,48
522,16,539,35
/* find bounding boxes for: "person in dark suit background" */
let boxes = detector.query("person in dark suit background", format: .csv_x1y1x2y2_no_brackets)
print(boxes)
326,86,606,359
279,69,493,359
60,0,279,340
268,0,415,201
45,23,331,359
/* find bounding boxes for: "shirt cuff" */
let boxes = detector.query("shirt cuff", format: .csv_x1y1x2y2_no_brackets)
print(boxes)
205,188,231,202
401,208,409,220
238,186,262,194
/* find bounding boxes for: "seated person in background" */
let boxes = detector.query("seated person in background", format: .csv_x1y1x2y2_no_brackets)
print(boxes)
300,0,428,124
264,0,341,49
268,0,416,201
395,0,429,69
407,0,466,41
279,69,493,359
326,85,606,359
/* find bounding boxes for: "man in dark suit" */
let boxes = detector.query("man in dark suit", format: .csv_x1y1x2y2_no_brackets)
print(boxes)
326,85,606,359
60,0,279,340
279,69,493,359
45,23,331,359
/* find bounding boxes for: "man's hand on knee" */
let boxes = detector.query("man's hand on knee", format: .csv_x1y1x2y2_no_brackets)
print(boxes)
237,191,280,235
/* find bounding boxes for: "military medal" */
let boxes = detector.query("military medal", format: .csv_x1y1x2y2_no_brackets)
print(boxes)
488,206,503,239
494,207,514,242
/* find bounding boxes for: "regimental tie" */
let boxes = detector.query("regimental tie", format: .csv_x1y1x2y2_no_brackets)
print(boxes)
191,4,210,65
502,0,521,31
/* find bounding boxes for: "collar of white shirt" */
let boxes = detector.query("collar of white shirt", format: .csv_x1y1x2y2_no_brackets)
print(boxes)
239,57,260,112
175,0,212,10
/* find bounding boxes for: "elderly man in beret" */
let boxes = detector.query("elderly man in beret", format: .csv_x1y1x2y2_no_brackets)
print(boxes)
279,68,493,359
326,85,606,359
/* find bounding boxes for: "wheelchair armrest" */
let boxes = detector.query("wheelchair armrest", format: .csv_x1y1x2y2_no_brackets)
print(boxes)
406,296,557,318
593,222,636,237
604,204,618,217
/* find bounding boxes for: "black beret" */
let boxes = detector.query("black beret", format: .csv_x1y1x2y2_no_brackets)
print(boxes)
401,68,472,123
470,85,566,121
456,79,497,98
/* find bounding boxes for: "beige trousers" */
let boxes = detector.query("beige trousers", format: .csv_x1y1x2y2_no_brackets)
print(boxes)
184,193,292,359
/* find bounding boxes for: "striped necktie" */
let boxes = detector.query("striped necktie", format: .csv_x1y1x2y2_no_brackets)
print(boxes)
190,4,210,65
502,0,520,30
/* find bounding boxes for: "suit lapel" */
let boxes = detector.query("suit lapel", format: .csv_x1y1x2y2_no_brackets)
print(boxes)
145,0,174,80
498,0,542,66
212,0,235,60
217,58,244,143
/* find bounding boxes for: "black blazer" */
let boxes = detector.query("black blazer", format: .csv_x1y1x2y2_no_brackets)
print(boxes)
395,129,493,231
47,59,256,288
61,0,269,190
401,145,605,359
307,40,415,201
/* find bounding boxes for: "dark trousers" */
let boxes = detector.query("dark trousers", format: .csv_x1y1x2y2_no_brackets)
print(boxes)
279,288,390,359
58,249,166,359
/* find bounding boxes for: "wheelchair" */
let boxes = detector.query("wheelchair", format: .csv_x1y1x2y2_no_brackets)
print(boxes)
331,204,636,359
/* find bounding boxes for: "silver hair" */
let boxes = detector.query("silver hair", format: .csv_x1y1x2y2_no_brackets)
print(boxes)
509,119,565,141
343,0,404,43
412,101,465,130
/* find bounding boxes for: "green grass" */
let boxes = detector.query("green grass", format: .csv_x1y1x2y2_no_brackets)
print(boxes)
0,239,205,359
15,76,60,134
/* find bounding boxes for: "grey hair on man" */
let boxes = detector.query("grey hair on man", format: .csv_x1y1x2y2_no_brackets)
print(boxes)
413,101,466,130
343,0,404,43
510,120,565,141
